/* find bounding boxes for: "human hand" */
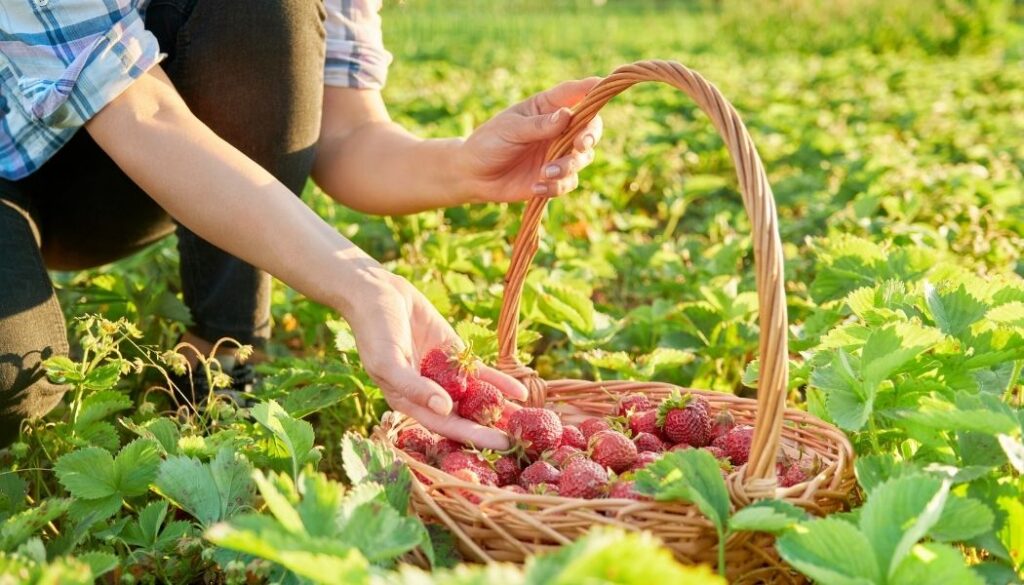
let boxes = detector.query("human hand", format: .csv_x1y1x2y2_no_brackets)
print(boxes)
342,268,526,450
457,78,604,203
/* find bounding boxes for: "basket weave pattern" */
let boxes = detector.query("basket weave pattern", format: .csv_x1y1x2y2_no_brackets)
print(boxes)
374,60,856,583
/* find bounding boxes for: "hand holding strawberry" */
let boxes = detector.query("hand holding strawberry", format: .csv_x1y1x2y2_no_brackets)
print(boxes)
342,268,526,450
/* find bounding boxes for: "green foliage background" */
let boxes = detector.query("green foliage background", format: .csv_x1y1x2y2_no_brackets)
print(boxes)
13,0,1024,582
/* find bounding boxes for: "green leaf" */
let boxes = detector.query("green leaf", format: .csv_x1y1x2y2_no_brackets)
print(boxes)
82,362,123,391
854,454,921,493
858,474,949,578
925,283,989,339
279,385,347,418
67,494,122,526
903,394,1018,435
813,350,872,431
341,433,411,513
54,448,117,500
0,553,93,585
0,473,27,520
210,447,257,522
634,450,730,536
929,495,995,543
75,391,132,428
44,355,84,384
728,500,807,535
78,551,118,578
252,400,320,478
996,493,1024,571
335,483,424,566
205,519,370,585
121,417,180,455
0,498,71,550
252,471,304,535
113,439,161,497
155,448,254,528
861,322,943,388
775,518,881,585
296,472,344,539
889,543,984,585
524,528,724,585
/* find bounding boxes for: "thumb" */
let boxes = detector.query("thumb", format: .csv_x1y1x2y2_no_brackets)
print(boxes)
504,107,571,144
383,367,453,416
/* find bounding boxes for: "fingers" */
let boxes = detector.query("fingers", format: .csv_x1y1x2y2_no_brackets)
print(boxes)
528,77,603,114
475,364,529,402
504,107,572,144
401,401,511,451
375,362,453,416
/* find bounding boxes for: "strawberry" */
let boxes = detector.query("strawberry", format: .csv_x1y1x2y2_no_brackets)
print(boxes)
711,433,729,450
777,462,809,488
608,480,646,501
457,378,505,426
396,427,437,454
615,393,653,417
630,450,661,472
441,451,498,486
579,418,611,440
703,445,728,460
560,425,587,449
589,430,638,473
628,409,659,437
519,461,562,489
558,458,609,499
494,410,512,432
670,442,692,451
450,468,484,503
492,455,521,486
548,445,585,468
722,425,754,466
419,344,476,402
431,438,463,463
656,390,712,447
531,483,559,496
405,451,431,483
507,408,563,458
710,409,736,442
503,484,528,494
633,432,666,453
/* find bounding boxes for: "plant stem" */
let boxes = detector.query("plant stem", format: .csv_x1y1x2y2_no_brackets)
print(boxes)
1003,360,1021,405
718,529,726,577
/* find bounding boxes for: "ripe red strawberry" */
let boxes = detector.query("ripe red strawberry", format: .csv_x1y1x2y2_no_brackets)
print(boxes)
405,451,431,483
441,451,498,486
711,433,729,450
722,425,754,466
608,480,646,500
492,455,521,486
507,408,563,458
396,427,437,454
531,483,559,495
615,393,653,417
630,450,661,472
457,378,505,426
503,484,527,494
633,432,666,453
657,391,712,447
589,430,638,473
579,418,611,440
450,468,484,503
431,438,463,463
548,445,585,468
628,409,659,437
670,442,692,451
419,345,476,402
519,461,561,489
558,459,609,499
710,409,736,442
777,462,809,488
703,445,728,460
494,410,512,432
560,425,587,449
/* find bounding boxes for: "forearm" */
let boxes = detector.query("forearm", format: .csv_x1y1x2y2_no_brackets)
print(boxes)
85,67,383,317
311,87,480,215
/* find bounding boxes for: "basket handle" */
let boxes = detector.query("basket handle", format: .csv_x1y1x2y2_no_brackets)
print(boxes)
495,60,789,486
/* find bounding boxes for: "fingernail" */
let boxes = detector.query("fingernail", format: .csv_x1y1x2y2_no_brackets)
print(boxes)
583,135,595,149
427,395,448,415
550,110,562,124
532,183,548,195
544,164,560,179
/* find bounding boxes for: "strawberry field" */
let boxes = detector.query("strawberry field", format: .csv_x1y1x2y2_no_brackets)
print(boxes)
4,1,1024,583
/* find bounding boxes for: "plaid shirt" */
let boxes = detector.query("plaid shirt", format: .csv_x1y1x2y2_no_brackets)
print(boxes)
0,0,391,180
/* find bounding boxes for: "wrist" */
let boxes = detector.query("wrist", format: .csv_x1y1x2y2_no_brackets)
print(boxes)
441,137,486,206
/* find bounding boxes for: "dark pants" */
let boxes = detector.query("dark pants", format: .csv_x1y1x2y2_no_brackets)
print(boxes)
0,0,327,445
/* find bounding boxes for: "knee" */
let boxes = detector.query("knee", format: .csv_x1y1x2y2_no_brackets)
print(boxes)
0,347,68,447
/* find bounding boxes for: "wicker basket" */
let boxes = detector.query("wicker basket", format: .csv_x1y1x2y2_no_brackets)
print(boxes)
374,60,856,583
